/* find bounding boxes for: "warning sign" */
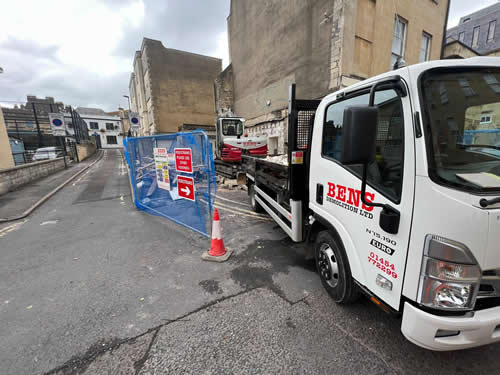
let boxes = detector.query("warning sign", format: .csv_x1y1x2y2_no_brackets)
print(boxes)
154,148,170,191
178,175,195,201
175,148,193,173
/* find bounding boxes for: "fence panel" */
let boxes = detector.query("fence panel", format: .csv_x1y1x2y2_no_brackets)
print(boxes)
123,131,216,237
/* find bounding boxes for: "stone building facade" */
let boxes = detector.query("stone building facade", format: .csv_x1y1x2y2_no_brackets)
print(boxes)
0,106,14,169
444,3,500,59
446,3,500,56
129,38,222,136
216,0,450,154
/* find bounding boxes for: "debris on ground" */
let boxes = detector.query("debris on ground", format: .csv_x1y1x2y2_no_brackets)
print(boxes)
264,154,288,165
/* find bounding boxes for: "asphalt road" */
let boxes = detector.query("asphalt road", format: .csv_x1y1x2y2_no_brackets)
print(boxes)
1,149,499,375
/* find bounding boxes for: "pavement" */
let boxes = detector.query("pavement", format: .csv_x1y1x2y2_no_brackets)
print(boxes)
0,152,101,220
1,149,500,375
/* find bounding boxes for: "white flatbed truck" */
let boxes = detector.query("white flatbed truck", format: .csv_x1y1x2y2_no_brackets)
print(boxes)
244,57,500,351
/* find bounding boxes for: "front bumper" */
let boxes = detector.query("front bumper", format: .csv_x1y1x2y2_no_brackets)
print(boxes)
401,302,500,351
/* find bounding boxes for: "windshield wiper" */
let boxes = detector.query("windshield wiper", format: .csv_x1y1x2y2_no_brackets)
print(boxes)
458,144,500,151
480,196,500,207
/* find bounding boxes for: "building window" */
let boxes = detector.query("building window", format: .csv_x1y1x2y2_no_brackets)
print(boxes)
89,122,99,130
106,136,118,144
458,32,465,42
488,20,496,42
458,77,476,97
472,26,480,47
463,18,471,24
480,113,492,125
391,16,407,68
484,73,500,93
419,32,432,62
106,122,114,130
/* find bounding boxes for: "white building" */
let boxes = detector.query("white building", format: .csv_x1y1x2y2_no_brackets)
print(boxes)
63,108,124,149
82,113,124,149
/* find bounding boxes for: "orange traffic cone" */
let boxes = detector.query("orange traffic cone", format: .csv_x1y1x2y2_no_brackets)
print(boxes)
201,208,232,262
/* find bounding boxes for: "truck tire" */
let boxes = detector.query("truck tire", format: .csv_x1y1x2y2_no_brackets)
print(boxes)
249,184,264,213
315,230,358,304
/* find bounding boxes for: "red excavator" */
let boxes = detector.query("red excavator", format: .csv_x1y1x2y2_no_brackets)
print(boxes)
214,114,267,179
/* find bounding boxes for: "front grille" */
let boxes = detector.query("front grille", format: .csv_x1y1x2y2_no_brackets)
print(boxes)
475,269,500,310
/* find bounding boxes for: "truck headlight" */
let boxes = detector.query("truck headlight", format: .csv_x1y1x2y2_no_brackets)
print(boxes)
417,235,481,311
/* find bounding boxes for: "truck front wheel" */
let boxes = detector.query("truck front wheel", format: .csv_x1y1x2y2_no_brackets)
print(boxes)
249,184,263,213
315,231,358,304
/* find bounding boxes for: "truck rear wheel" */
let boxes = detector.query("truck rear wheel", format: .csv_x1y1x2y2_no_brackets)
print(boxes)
315,231,358,304
249,184,264,213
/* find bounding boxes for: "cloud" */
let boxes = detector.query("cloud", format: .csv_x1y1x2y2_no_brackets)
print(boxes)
0,0,230,111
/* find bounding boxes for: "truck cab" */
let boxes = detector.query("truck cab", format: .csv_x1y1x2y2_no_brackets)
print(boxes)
246,57,500,351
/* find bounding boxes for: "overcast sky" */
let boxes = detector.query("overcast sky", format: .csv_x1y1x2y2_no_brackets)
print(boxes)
0,0,497,111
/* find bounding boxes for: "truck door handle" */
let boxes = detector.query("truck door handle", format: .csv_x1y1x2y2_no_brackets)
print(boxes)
316,184,323,205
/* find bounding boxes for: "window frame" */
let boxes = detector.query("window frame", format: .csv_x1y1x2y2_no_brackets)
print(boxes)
488,20,496,42
458,32,465,42
320,84,407,205
472,26,480,47
105,122,115,131
391,15,408,68
89,121,99,130
106,135,118,145
420,32,432,62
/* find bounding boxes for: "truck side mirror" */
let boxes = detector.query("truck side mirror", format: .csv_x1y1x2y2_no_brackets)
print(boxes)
340,105,400,235
340,106,378,165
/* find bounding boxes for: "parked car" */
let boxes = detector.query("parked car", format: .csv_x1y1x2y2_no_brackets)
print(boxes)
32,147,61,161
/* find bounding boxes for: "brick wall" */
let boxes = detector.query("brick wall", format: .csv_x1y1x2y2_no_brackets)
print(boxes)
0,158,67,196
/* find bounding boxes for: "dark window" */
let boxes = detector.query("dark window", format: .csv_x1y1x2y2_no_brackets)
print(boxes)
106,122,114,130
459,32,465,42
472,26,480,47
106,136,117,144
89,122,98,130
488,20,496,42
221,119,243,136
322,89,405,202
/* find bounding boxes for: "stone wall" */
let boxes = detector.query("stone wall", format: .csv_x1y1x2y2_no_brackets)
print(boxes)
76,143,97,161
132,38,221,135
214,64,234,115
0,158,67,196
228,0,333,121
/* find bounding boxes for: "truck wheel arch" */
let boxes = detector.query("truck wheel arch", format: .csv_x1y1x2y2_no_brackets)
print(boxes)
310,213,365,287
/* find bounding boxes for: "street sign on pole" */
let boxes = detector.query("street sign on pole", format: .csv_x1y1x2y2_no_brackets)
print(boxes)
49,113,66,136
177,175,195,201
129,112,140,131
174,148,193,173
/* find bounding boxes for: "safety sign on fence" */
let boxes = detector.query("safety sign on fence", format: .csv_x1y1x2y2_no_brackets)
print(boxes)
123,131,216,237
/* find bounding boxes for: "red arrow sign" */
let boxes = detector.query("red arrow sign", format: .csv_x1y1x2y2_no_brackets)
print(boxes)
175,148,193,173
177,175,195,201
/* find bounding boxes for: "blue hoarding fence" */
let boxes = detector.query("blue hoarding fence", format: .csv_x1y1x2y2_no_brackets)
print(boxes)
123,131,216,237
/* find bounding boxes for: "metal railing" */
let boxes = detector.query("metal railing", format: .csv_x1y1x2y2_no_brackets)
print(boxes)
11,148,65,166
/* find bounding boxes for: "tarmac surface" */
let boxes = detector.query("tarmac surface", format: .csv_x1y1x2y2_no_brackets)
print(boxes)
1,149,499,375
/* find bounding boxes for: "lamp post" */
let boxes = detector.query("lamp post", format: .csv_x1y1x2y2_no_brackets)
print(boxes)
123,95,131,111
123,95,133,136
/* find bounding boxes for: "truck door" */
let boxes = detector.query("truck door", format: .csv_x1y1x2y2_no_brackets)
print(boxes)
309,77,415,310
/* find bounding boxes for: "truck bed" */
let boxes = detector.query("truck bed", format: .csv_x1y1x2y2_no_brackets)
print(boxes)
242,155,289,195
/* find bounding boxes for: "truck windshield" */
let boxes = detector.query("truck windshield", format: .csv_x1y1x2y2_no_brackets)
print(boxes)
421,67,500,193
222,119,243,136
